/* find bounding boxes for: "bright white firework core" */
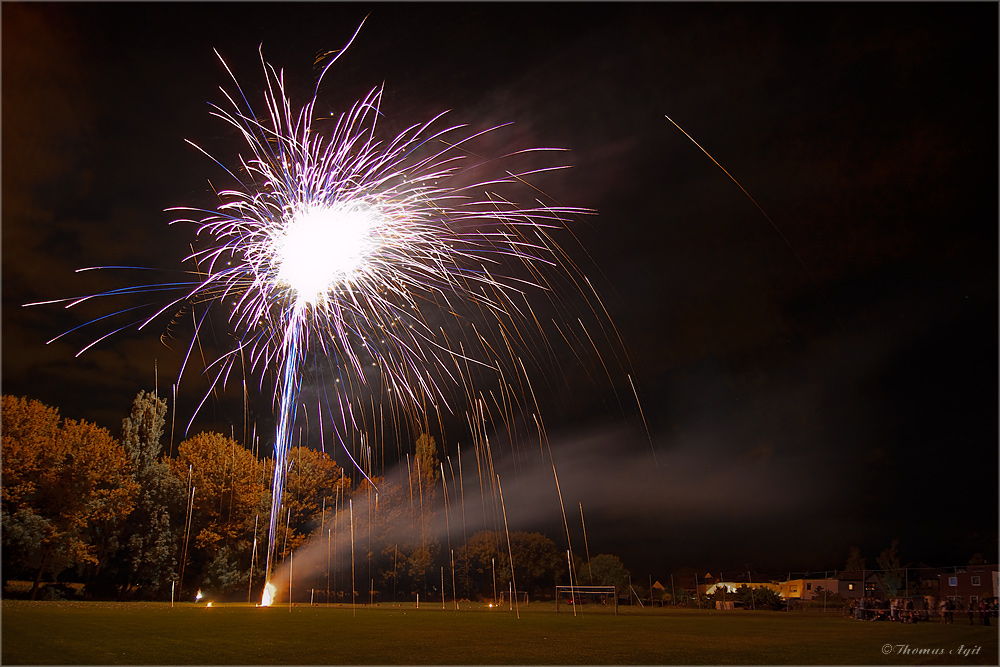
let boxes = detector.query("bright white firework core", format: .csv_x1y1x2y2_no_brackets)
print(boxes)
275,202,380,304
260,581,276,607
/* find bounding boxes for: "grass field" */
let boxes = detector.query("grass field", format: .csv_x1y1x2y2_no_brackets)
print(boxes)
2,600,997,665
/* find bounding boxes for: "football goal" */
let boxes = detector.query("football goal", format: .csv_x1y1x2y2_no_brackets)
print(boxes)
555,585,618,614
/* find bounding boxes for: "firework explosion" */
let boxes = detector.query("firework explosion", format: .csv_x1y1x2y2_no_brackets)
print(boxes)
33,22,614,601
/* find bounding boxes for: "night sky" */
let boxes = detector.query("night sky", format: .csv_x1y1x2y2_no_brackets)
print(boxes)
3,2,997,577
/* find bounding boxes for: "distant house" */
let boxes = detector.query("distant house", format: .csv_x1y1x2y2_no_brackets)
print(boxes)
779,577,840,600
651,580,666,604
937,565,999,605
903,563,945,597
671,571,717,597
705,580,782,597
837,571,885,598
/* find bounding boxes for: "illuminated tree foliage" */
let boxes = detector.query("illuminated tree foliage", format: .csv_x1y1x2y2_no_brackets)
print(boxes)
2,395,631,602
112,391,185,599
584,553,630,591
461,530,566,600
1,396,137,599
279,446,349,559
171,431,268,593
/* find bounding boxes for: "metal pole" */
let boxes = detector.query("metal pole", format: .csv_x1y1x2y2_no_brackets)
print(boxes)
350,499,355,617
451,549,458,610
566,550,576,617
248,514,258,604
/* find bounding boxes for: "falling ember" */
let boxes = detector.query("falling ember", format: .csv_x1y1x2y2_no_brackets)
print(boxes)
260,582,276,607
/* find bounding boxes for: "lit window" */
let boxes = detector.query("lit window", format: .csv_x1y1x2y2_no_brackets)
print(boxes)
949,576,958,587
848,583,855,591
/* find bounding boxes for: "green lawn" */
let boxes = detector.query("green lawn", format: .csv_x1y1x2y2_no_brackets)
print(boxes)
2,600,996,665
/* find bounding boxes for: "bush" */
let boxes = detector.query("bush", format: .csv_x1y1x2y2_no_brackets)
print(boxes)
733,585,784,610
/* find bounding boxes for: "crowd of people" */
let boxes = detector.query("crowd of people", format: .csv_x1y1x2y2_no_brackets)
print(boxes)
847,596,997,624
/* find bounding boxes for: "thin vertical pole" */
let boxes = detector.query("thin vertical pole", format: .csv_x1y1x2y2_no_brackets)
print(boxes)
496,474,518,619
179,484,195,597
451,549,458,610
170,383,177,458
350,499,356,617
492,557,497,607
567,550,577,617
248,514,259,604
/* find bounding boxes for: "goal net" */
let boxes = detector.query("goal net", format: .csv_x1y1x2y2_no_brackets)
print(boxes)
555,585,618,614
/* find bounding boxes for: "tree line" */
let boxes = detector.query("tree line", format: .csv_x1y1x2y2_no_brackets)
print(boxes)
1,393,631,602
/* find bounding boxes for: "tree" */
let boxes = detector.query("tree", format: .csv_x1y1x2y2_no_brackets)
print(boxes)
585,553,630,591
413,433,440,503
121,390,168,476
405,538,441,596
1,397,137,599
845,546,866,573
2,396,63,590
462,530,566,600
109,391,186,599
62,418,139,592
458,530,504,599
876,539,903,596
397,433,442,597
733,584,784,611
506,532,565,598
171,431,267,594
278,446,349,560
1,396,62,510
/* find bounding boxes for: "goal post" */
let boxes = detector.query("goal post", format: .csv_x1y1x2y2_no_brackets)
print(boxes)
555,585,618,614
